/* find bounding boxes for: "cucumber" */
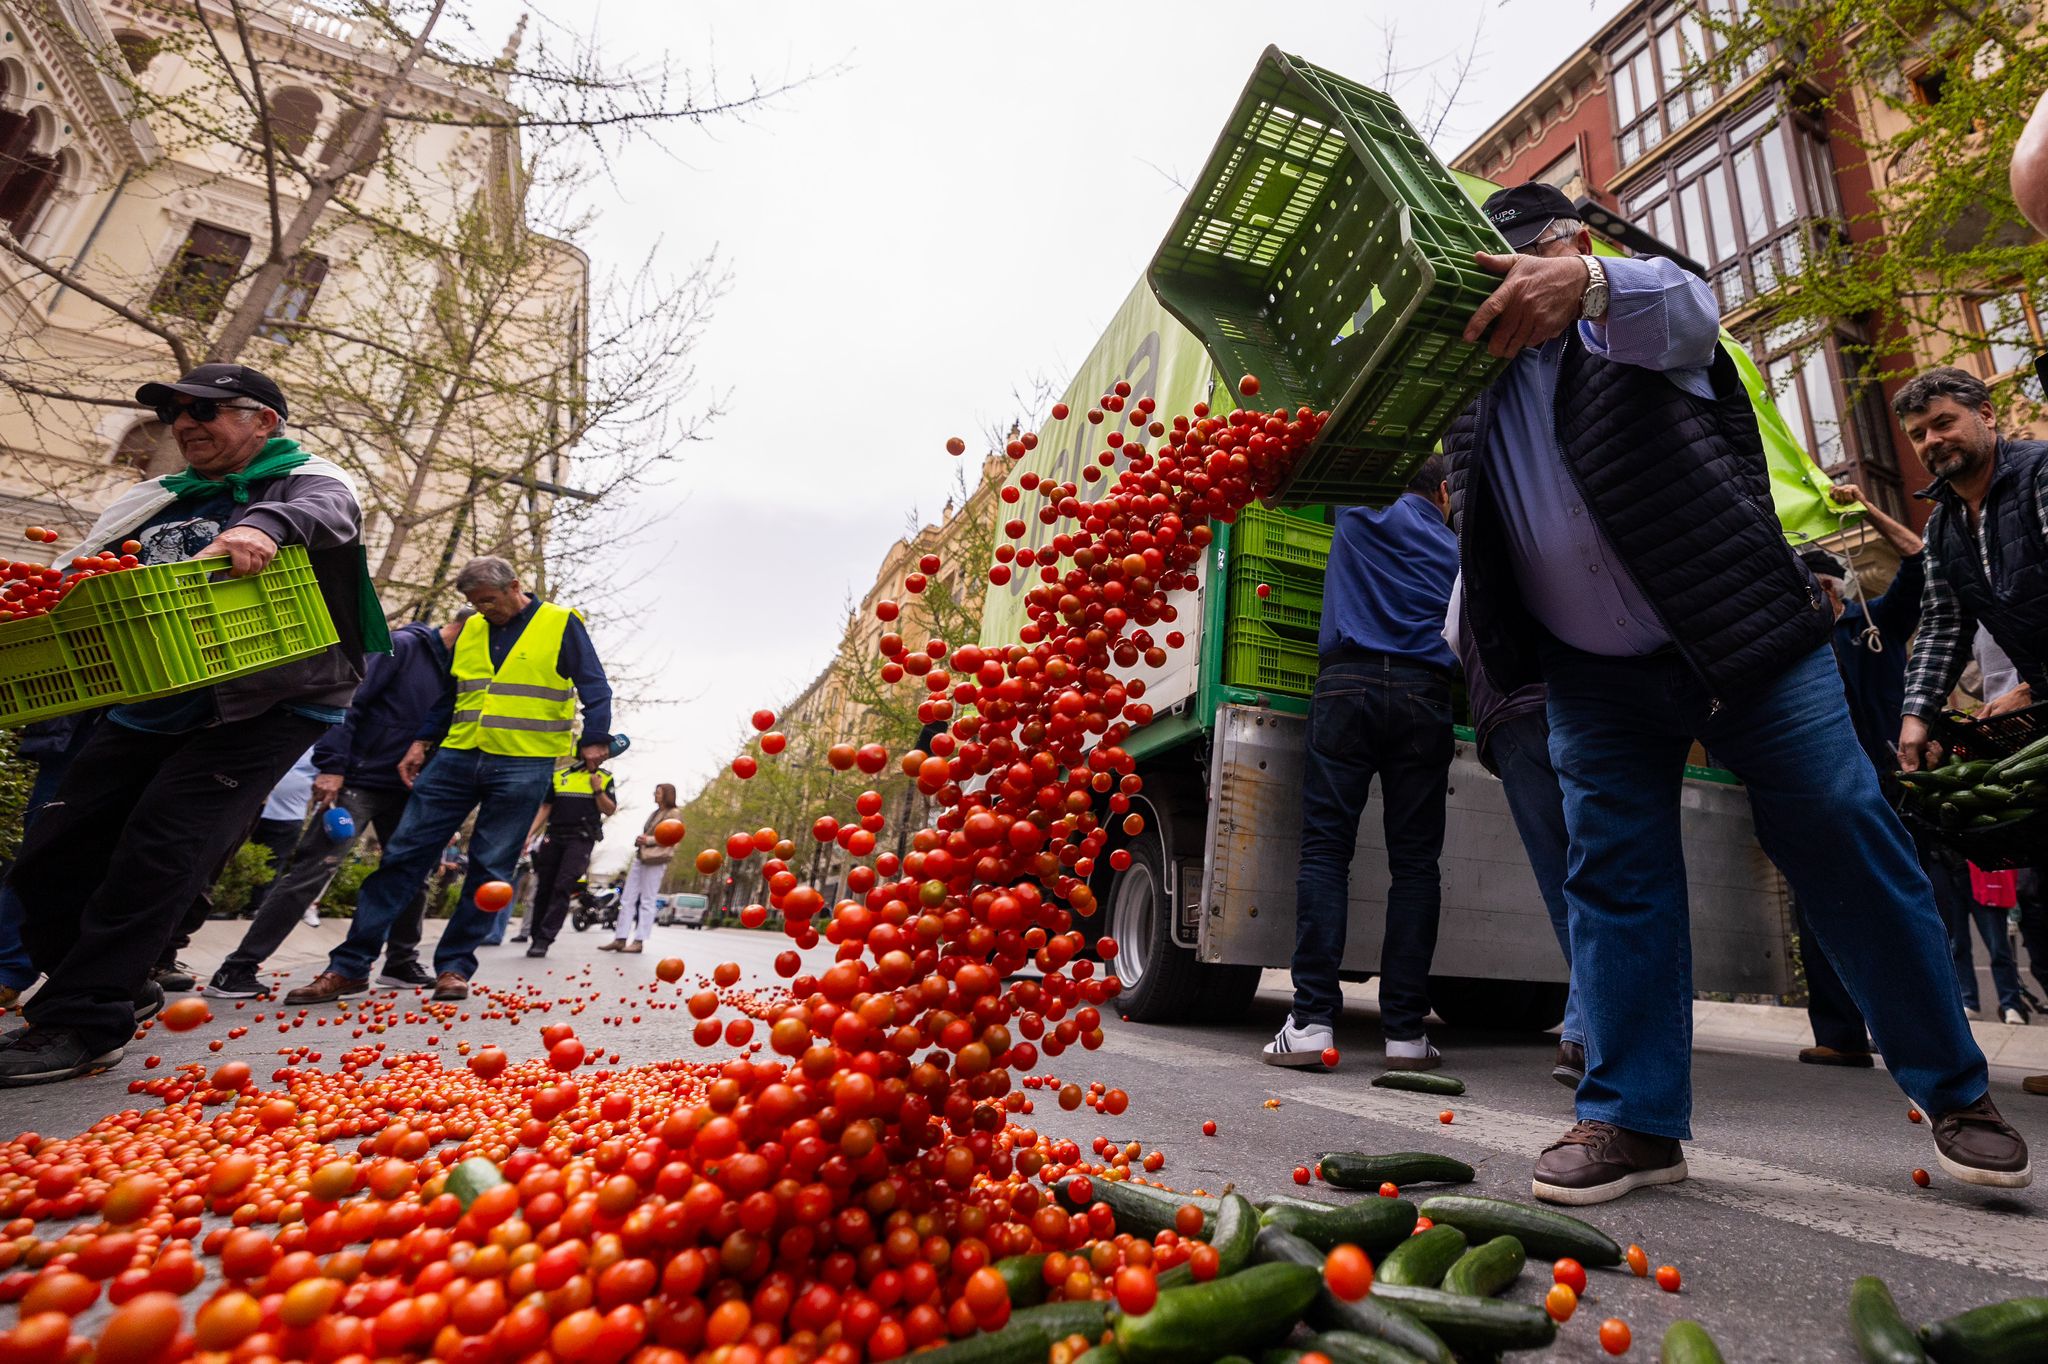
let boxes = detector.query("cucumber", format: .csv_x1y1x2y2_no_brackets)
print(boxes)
906,1323,1052,1364
1370,1071,1465,1096
992,1253,1047,1308
1374,1225,1467,1288
1060,1176,1217,1239
1365,1284,1557,1355
1438,1236,1524,1298
1157,1192,1258,1288
1317,1154,1474,1190
1919,1297,2048,1364
1259,1196,1418,1254
1113,1262,1321,1364
1252,1226,1453,1364
1070,1349,1120,1364
1662,1320,1728,1364
1212,1358,1254,1364
1008,1299,1115,1342
1307,1330,1436,1364
1415,1195,1622,1267
444,1157,504,1210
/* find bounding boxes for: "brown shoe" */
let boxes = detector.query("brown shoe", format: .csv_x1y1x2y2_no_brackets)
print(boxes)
432,972,470,1002
2023,1075,2048,1096
1932,1094,2032,1187
623,941,643,954
0,985,19,1010
1552,1039,1585,1088
1532,1119,1687,1206
599,940,623,952
1799,1045,1875,1068
283,972,369,1006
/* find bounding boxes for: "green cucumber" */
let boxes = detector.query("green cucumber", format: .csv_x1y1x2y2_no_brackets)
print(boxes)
1316,1153,1474,1190
1438,1235,1524,1298
1919,1297,2048,1363
1252,1226,1453,1364
1365,1284,1557,1354
1370,1071,1465,1096
1212,1358,1254,1364
1662,1320,1728,1364
992,1253,1047,1308
1070,1349,1120,1364
1157,1192,1258,1288
1415,1195,1622,1267
1060,1175,1217,1238
1008,1299,1115,1342
1374,1225,1467,1288
444,1157,504,1210
907,1323,1052,1364
1258,1196,1418,1253
1308,1330,1436,1364
1113,1262,1321,1364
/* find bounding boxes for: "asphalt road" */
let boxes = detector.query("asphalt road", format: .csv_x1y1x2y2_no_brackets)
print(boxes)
7,920,2047,1363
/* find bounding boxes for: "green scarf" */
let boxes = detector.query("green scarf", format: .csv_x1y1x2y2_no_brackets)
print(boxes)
160,437,312,503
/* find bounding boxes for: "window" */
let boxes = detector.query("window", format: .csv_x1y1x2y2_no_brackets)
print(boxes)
319,106,383,175
1606,1,1763,169
1534,145,1585,201
0,109,61,239
114,32,159,74
254,254,329,343
149,222,253,326
1911,68,1949,106
1970,286,2046,398
265,87,321,158
1753,328,1899,501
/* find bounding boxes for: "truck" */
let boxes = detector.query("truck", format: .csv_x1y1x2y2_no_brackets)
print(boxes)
974,51,1836,1029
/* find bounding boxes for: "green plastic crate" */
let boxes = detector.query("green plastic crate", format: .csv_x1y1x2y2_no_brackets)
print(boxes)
1222,619,1321,699
1230,505,1333,572
0,544,336,726
1149,45,1509,507
1228,556,1325,641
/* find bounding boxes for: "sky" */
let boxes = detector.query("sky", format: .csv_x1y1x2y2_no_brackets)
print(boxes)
476,0,1636,871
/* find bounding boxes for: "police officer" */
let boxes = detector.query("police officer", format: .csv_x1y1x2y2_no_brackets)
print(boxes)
516,759,618,956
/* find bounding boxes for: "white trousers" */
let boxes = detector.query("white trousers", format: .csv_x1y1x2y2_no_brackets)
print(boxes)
617,858,664,942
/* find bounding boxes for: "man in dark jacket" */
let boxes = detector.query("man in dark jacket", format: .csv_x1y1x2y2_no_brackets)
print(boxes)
0,364,380,1086
208,615,469,998
1445,184,2019,1201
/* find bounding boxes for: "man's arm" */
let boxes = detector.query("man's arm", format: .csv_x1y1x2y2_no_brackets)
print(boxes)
201,474,364,577
558,615,614,752
525,801,552,849
594,772,618,818
1577,255,1721,374
1900,541,1975,769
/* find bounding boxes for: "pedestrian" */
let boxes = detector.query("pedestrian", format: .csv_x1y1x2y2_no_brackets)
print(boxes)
1947,859,2029,1025
1443,574,1579,1087
0,715,95,1010
0,363,382,1086
1443,182,2023,1201
208,615,470,998
607,783,681,954
283,556,611,1005
1263,456,1456,1071
516,760,618,958
238,747,321,926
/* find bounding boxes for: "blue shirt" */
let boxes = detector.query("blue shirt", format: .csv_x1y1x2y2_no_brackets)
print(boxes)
1829,551,1924,780
1317,494,1458,669
418,597,613,748
1483,255,1723,656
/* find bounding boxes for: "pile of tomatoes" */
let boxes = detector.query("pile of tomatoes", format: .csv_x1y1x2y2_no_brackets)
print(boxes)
0,378,1327,1364
1,534,145,626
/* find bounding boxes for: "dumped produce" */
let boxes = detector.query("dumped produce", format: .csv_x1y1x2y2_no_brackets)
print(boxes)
1417,1196,1623,1267
1369,1073,1465,1097
1316,1154,1473,1192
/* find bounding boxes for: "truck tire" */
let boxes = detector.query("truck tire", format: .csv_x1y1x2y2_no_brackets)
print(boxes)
1106,831,1259,1023
1427,975,1568,1032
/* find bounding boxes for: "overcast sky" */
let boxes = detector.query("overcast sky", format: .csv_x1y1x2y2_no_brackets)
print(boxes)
481,0,1634,869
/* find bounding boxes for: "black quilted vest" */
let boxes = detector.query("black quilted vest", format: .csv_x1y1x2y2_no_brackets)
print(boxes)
1445,333,1830,701
1921,438,2048,691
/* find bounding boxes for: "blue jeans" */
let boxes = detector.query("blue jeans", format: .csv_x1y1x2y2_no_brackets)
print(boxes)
0,753,90,989
1292,655,1453,1040
1487,710,1582,1048
1946,896,2026,1016
1542,641,1985,1139
326,748,552,982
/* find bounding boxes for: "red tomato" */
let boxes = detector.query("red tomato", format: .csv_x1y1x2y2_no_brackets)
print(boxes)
1655,1264,1682,1293
1113,1265,1158,1316
474,881,514,912
1552,1258,1588,1294
1323,1244,1372,1301
1201,1120,1216,1136
1173,1204,1204,1237
1545,1283,1578,1323
1599,1318,1632,1355
1625,1243,1648,1277
1292,1166,1311,1185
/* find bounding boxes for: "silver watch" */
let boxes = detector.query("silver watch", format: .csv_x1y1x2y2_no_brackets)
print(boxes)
1581,254,1609,321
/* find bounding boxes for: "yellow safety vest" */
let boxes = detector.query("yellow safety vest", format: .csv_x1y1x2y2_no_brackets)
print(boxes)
445,603,581,757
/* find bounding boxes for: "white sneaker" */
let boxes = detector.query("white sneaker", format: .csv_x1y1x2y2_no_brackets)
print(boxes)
302,906,321,928
2005,1007,2027,1026
1386,1036,1443,1070
1261,1015,1335,1068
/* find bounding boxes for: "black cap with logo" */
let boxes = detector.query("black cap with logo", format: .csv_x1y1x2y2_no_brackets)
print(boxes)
1481,182,1581,250
136,363,289,423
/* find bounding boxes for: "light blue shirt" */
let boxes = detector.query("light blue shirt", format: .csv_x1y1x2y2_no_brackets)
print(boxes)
261,747,321,822
1483,254,1722,656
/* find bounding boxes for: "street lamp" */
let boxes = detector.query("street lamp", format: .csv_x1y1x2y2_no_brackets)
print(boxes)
1573,196,1710,281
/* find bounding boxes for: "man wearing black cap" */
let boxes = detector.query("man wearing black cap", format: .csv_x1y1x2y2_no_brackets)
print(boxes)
1444,183,2023,1202
0,364,385,1085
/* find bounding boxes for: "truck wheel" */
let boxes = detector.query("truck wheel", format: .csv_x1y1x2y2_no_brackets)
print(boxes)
1106,832,1258,1023
1427,975,1568,1032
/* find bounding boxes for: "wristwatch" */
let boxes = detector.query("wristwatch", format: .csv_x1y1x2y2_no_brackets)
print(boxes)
1580,254,1609,321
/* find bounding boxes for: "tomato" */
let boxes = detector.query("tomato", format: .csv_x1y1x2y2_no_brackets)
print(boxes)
1113,1265,1158,1316
1907,1107,1924,1124
654,818,686,846
945,437,967,456
1173,1204,1203,1237
1292,1166,1311,1185
1323,1244,1372,1302
656,957,685,982
1624,1243,1648,1277
1599,1318,1632,1355
1201,1120,1216,1136
1912,1167,1932,1187
99,1175,165,1227
474,880,515,912
1655,1264,1681,1293
1187,1244,1220,1282
22,1270,98,1317
1238,374,1261,396
159,998,211,1032
1544,1282,1578,1323
1320,1047,1339,1067
751,709,777,731
1378,1182,1399,1198
1552,1258,1588,1294
466,1046,507,1079
1437,1110,1454,1124
0,1312,71,1364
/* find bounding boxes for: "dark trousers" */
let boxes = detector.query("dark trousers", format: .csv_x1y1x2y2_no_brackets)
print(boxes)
530,831,597,947
2020,869,2048,1002
224,785,424,974
1794,895,1870,1052
242,816,309,920
1291,655,1453,1040
11,710,325,1048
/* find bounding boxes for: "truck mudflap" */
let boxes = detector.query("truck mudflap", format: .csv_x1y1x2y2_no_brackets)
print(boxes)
1196,704,1793,996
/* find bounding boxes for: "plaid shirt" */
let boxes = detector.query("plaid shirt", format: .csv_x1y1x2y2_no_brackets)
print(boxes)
1902,446,2048,719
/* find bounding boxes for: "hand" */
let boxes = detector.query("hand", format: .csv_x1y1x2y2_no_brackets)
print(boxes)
398,740,431,788
1462,252,1591,359
635,834,653,848
1899,715,1933,773
310,773,345,809
194,525,279,577
1982,682,2034,718
1827,482,1866,506
588,769,606,792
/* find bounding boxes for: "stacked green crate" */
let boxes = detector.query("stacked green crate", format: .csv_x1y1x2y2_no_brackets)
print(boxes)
1220,507,1331,697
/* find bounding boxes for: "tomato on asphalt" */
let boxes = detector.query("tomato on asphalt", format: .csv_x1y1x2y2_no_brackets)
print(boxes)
1323,1244,1372,1301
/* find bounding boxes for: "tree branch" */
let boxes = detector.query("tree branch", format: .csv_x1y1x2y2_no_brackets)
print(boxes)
0,233,194,371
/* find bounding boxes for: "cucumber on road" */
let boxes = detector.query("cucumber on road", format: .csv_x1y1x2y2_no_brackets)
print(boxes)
1252,1226,1453,1364
1415,1194,1622,1267
1259,1195,1417,1253
1439,1235,1525,1298
1374,1225,1466,1288
1113,1261,1321,1364
1157,1192,1258,1288
1366,1284,1557,1355
1919,1297,2048,1364
1849,1276,1926,1364
1318,1153,1474,1190
1371,1072,1466,1096
1663,1319,1729,1364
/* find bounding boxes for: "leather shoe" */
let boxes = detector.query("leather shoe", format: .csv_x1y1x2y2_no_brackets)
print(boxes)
284,972,369,1006
432,973,470,1003
1932,1094,2031,1187
2023,1075,2048,1096
1532,1120,1687,1206
1552,1039,1585,1088
1798,1045,1875,1068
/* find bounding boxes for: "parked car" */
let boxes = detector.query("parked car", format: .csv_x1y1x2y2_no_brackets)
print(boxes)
658,892,710,929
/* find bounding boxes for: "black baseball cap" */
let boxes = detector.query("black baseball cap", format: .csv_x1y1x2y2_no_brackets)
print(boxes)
1482,182,1580,250
1799,547,1849,579
136,363,288,422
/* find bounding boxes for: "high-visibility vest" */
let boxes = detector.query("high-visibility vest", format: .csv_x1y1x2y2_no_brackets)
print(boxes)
444,603,580,757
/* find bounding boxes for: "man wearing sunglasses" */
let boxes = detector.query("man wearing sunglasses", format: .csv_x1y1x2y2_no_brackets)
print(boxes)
1442,183,2022,1202
0,363,385,1086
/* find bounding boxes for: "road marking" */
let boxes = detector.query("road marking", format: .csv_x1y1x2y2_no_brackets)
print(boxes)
1276,1084,2048,1282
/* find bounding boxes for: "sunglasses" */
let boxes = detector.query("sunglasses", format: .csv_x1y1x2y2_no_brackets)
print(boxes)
155,398,266,425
